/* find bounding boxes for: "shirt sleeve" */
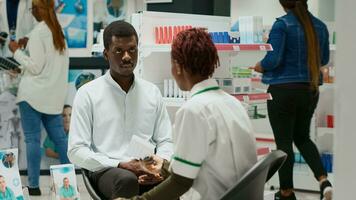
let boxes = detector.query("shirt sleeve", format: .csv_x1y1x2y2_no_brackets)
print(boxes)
68,88,123,172
13,29,46,75
170,106,210,179
151,88,173,161
261,19,287,71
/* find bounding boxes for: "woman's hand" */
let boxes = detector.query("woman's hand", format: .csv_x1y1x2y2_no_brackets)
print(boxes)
9,41,20,53
18,37,29,49
251,62,264,73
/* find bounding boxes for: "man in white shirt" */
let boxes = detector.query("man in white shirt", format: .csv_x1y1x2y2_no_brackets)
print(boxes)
68,21,173,199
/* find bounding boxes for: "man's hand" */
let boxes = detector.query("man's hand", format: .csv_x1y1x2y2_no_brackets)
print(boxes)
18,37,29,49
9,41,20,53
119,159,156,177
137,155,165,185
142,155,164,174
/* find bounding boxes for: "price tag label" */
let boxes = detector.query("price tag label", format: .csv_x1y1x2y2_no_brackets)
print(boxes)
233,45,240,51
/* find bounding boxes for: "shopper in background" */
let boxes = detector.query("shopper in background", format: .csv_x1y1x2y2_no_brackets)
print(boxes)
44,105,72,159
0,0,36,57
68,20,173,199
8,0,70,196
124,28,257,200
252,0,331,199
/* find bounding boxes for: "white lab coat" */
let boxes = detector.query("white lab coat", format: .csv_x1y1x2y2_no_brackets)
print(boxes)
0,0,36,57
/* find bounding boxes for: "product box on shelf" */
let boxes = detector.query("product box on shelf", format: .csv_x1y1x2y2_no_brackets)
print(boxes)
155,25,193,44
239,16,264,44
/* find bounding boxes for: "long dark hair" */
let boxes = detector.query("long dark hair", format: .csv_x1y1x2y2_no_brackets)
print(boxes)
33,0,66,53
279,0,321,90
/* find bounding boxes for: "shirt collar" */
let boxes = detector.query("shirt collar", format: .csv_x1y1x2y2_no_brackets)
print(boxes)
190,78,219,97
104,71,136,94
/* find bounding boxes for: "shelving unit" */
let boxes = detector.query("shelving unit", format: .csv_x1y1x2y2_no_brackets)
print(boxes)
141,43,273,57
131,10,335,193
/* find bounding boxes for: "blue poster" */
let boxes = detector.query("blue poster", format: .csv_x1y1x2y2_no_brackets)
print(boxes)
56,0,88,48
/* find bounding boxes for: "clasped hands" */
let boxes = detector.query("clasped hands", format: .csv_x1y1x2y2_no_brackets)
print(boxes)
119,155,164,185
8,37,29,53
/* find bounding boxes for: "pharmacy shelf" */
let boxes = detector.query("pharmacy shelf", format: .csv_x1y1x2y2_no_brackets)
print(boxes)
163,97,186,107
330,44,336,51
255,133,275,143
232,93,272,103
141,43,273,57
317,127,334,134
163,93,271,108
215,43,273,51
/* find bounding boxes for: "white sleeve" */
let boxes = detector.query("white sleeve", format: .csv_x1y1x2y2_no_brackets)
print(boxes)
13,30,45,75
170,107,210,179
152,89,173,161
68,88,123,171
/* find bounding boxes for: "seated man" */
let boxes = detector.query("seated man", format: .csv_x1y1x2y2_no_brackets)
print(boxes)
68,21,173,199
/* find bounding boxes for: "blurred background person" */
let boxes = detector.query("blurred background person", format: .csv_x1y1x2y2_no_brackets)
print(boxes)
43,105,72,159
0,0,36,57
8,0,70,196
253,0,331,199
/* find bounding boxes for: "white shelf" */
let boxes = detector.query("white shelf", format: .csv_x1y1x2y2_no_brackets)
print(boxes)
163,97,187,107
232,93,272,104
141,43,273,57
330,44,336,51
317,127,334,134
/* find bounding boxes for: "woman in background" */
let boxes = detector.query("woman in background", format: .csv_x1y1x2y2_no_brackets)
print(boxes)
253,0,331,199
9,0,69,196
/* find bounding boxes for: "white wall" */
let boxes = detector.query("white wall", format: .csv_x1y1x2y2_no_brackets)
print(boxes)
230,0,319,26
334,0,356,199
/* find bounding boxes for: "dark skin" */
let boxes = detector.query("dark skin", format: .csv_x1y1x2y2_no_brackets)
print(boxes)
171,59,208,91
103,35,163,184
103,35,138,93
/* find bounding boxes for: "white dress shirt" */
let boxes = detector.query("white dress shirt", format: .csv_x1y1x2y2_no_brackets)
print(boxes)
68,72,173,172
170,79,257,200
14,21,69,114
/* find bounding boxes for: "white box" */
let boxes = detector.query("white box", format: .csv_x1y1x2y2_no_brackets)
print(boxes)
232,78,252,94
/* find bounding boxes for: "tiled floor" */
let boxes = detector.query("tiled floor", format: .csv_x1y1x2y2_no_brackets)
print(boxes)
21,175,320,200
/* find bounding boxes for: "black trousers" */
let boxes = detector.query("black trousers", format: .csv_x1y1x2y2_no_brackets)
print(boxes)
89,167,156,200
267,85,327,189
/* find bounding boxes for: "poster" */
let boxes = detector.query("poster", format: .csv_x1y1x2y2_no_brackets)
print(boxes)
0,69,102,171
65,69,103,106
50,164,80,200
93,0,128,42
0,149,24,200
56,0,93,57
